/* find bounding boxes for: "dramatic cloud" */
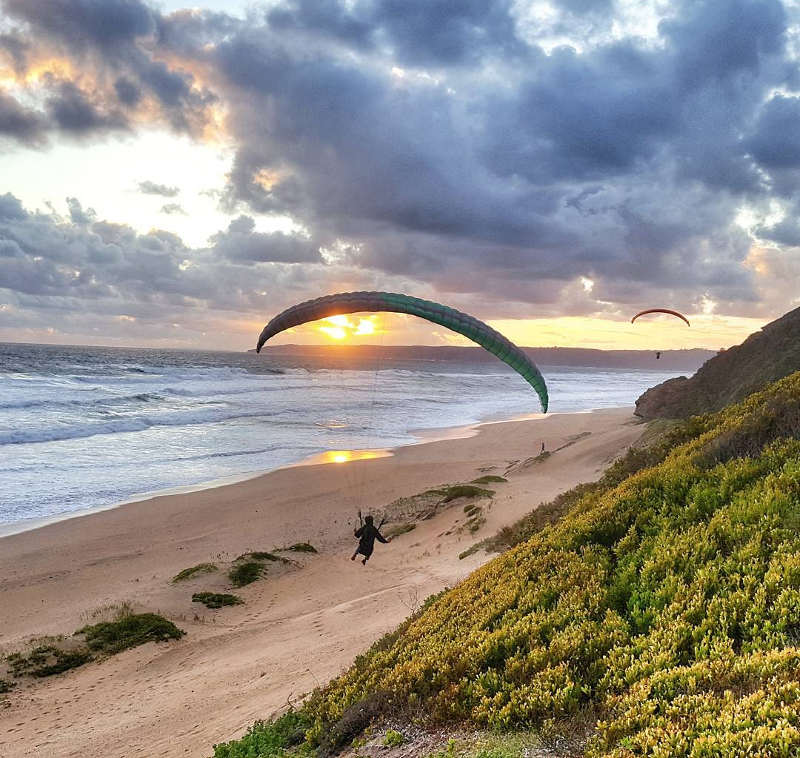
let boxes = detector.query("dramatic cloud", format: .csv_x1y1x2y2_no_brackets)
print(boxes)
2,0,800,346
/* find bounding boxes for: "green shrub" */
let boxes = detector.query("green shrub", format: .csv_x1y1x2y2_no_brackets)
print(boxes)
192,592,243,609
212,710,312,757
7,646,92,678
471,475,507,484
383,728,405,746
78,613,184,654
228,561,265,587
438,485,494,503
236,551,289,563
172,563,218,582
0,679,13,693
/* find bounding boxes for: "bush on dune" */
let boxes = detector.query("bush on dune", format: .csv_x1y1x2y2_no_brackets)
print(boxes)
297,371,800,755
78,613,184,654
212,710,312,758
229,561,265,587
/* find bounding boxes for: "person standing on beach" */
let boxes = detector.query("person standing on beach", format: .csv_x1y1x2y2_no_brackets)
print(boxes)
351,515,391,565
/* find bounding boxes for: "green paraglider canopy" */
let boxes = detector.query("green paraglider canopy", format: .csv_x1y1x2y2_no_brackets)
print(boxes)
256,291,549,413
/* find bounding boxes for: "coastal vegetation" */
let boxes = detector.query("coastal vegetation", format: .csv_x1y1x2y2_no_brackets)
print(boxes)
425,485,495,503
228,561,265,587
470,476,507,485
79,613,184,654
7,645,93,678
3,611,183,682
237,551,292,564
284,543,318,554
214,370,800,756
172,563,219,582
192,592,243,609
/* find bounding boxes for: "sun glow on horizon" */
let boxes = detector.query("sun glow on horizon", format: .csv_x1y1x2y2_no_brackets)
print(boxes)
318,315,377,340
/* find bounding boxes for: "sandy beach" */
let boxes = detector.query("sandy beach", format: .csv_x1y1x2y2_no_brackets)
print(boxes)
0,407,642,757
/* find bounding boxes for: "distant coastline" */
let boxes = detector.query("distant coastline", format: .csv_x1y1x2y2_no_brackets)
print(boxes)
255,343,716,371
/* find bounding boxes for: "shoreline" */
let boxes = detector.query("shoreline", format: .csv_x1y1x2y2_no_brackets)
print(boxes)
0,406,578,540
0,405,643,758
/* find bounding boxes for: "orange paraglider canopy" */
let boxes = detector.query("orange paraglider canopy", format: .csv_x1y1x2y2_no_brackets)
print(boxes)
631,308,690,326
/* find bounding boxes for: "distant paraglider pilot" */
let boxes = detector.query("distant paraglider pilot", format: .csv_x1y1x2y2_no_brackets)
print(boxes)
351,514,391,565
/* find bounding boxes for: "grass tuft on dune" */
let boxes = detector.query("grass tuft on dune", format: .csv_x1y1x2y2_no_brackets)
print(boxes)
172,563,218,583
192,592,243,609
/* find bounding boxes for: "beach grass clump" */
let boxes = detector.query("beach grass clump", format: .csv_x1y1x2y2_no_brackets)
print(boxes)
212,710,312,757
470,475,507,484
384,522,416,539
291,371,800,756
5,613,183,682
228,561,265,587
284,542,317,554
192,592,243,609
437,485,494,503
172,563,218,583
0,678,13,693
7,645,93,678
78,613,184,655
458,544,481,560
236,551,291,564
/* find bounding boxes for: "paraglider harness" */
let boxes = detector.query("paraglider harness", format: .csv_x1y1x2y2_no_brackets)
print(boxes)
352,510,389,565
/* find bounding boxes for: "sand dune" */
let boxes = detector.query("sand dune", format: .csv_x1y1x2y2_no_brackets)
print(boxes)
0,408,641,757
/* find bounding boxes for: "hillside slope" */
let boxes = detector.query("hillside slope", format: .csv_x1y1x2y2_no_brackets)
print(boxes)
271,372,800,756
635,306,800,418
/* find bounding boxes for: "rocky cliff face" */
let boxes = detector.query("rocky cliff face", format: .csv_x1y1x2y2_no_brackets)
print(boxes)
635,306,800,419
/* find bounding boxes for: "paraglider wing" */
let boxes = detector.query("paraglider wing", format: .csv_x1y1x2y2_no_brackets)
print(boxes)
631,308,690,327
256,291,549,413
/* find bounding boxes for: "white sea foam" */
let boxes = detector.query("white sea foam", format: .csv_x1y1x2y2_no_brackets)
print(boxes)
0,343,684,528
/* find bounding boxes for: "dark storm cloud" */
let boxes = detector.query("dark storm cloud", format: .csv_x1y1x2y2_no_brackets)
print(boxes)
3,0,155,51
371,0,523,66
46,80,128,134
0,90,45,145
211,216,322,264
264,0,524,65
747,95,800,169
139,181,180,197
266,0,374,49
2,0,213,138
3,0,800,335
113,77,142,106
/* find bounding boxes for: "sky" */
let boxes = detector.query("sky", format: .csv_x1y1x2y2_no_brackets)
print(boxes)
1,0,800,351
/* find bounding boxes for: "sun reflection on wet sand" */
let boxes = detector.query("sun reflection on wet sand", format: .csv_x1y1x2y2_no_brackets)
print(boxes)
314,449,391,464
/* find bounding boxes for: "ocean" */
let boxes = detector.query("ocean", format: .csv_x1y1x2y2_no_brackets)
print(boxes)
0,342,683,531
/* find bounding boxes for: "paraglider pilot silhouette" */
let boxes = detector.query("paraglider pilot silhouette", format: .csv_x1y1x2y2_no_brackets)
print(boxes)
351,513,391,565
